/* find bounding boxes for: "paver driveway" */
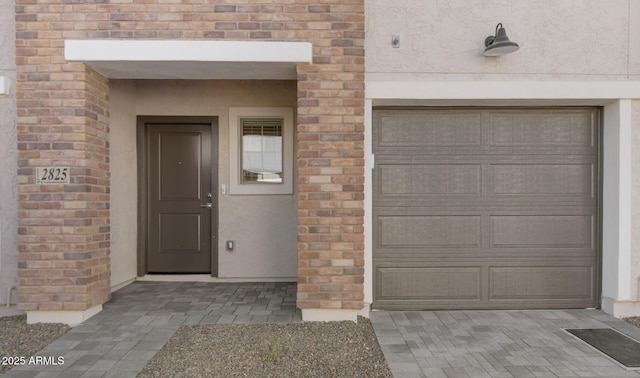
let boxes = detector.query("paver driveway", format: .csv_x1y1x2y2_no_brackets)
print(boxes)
371,309,640,377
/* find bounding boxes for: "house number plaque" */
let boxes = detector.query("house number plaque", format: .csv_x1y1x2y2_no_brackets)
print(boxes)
36,167,70,184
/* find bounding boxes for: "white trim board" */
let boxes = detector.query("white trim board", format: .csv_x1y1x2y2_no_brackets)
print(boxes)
602,100,633,309
367,81,640,106
64,40,313,80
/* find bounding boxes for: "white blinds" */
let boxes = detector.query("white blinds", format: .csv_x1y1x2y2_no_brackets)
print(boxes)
242,135,282,173
241,119,283,175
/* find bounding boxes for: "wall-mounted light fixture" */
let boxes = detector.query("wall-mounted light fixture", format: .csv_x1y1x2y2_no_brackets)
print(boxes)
483,23,519,56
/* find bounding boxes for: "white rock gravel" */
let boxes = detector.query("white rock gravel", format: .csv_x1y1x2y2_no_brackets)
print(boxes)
138,316,392,378
0,315,70,374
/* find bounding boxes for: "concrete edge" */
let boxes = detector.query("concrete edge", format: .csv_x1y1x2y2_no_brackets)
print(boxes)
26,304,102,326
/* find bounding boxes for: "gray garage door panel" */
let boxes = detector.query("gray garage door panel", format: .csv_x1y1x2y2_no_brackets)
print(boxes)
373,108,600,310
378,267,481,300
377,112,482,147
380,164,482,195
491,164,594,196
489,266,593,300
376,160,598,207
374,259,597,310
490,215,593,248
488,112,595,147
379,215,482,248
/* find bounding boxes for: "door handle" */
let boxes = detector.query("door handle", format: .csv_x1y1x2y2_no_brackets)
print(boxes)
200,203,212,208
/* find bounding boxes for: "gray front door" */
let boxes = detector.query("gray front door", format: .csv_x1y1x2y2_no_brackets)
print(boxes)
145,120,215,273
372,107,600,310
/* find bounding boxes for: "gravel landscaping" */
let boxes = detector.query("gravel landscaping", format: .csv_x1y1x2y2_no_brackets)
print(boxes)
0,315,70,375
0,313,390,377
138,317,392,378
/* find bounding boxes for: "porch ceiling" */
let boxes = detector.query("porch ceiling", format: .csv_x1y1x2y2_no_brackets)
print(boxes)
64,40,313,80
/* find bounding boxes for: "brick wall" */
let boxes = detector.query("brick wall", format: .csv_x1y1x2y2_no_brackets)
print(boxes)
15,62,111,311
296,46,366,310
15,1,365,312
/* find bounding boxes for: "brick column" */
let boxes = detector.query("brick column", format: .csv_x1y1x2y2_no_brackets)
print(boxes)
295,3,366,320
16,41,111,322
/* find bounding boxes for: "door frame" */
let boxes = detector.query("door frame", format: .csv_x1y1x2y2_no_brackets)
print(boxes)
136,116,219,277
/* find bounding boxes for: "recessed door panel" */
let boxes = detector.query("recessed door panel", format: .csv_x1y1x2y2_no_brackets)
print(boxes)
159,214,201,252
159,133,202,200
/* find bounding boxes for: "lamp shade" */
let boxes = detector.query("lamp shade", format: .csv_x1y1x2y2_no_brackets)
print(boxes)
484,24,519,57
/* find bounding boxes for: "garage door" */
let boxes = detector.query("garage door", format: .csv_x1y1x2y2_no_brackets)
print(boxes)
372,108,600,310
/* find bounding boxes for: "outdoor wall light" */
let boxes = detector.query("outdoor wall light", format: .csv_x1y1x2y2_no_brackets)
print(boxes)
483,23,519,56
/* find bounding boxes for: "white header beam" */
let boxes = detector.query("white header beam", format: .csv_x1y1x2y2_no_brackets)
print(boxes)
65,40,313,80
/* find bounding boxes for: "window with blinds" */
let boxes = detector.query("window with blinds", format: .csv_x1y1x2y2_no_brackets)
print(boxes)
241,118,283,184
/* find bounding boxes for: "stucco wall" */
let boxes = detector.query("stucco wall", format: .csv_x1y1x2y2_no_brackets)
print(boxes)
109,80,298,288
0,0,16,304
366,0,636,81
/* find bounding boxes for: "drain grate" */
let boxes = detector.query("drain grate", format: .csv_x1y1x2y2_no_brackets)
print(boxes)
567,328,640,368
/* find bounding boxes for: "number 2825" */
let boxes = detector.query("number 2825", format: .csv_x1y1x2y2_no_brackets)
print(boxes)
36,167,69,184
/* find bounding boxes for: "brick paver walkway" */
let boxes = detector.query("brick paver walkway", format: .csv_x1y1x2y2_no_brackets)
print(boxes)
5,281,300,377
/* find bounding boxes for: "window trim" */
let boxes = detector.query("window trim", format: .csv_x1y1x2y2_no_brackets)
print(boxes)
229,107,294,195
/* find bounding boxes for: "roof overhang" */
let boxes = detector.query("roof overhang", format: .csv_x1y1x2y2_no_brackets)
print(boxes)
64,40,313,80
